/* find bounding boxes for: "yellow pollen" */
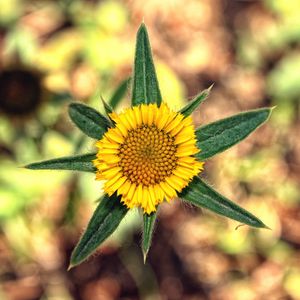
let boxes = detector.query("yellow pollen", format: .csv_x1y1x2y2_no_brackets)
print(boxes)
118,125,177,186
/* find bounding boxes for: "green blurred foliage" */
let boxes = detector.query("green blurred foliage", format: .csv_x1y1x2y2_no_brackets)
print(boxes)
268,53,300,101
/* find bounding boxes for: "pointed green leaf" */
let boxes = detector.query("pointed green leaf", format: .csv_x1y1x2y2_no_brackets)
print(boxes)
180,85,213,117
70,194,128,268
68,103,110,139
180,177,267,228
131,23,162,106
142,212,157,263
25,153,96,173
100,96,115,128
101,96,113,116
196,108,272,160
109,77,130,108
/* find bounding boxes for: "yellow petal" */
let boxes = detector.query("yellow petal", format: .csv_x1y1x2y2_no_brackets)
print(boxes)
99,154,120,163
133,106,142,126
109,111,120,123
148,185,157,207
104,173,123,194
176,147,199,157
119,113,131,130
106,129,124,144
147,104,155,125
142,187,153,212
165,114,184,133
118,180,132,195
175,132,195,145
137,184,143,203
99,148,119,155
159,181,176,199
124,108,137,129
178,156,196,164
153,185,161,202
141,104,148,125
177,160,197,170
97,141,119,149
95,171,104,180
165,175,185,191
170,121,185,136
132,186,140,206
96,163,111,171
116,122,128,137
127,183,137,202
157,114,169,130
173,168,194,180
102,166,122,178
109,176,127,195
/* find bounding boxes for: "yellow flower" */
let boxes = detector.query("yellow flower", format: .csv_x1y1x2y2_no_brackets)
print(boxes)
93,103,204,214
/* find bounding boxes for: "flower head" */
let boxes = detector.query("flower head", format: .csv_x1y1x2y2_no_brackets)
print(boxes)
93,103,204,214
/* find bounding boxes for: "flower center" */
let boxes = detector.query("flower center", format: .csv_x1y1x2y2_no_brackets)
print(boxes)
118,125,177,186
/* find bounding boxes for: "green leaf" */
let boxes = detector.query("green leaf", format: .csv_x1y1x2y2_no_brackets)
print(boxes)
180,177,267,228
142,212,157,263
68,103,110,139
180,84,213,117
196,108,272,160
25,153,96,173
131,23,162,106
109,77,130,108
69,194,128,268
101,78,130,119
101,96,113,116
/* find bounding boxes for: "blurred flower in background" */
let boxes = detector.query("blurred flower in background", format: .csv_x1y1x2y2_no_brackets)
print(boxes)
0,0,300,299
0,69,43,117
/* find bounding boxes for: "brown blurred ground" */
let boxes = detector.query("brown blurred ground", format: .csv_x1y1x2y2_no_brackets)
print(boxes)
1,0,300,299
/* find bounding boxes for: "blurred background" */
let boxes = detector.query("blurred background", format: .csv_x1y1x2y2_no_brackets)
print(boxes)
0,0,300,299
